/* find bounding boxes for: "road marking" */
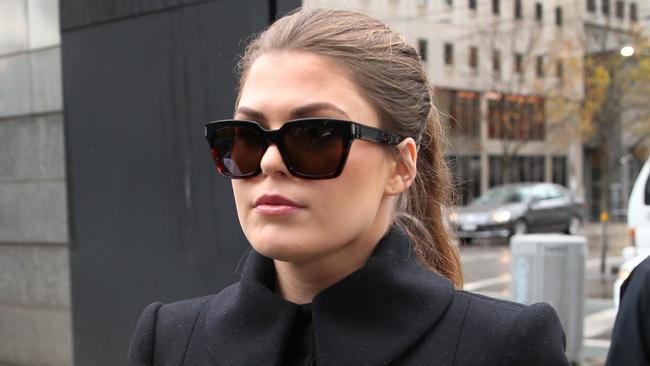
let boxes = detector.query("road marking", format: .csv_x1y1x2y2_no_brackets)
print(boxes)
461,253,622,268
584,307,617,338
464,274,511,291
463,254,623,293
583,338,611,349
460,253,504,264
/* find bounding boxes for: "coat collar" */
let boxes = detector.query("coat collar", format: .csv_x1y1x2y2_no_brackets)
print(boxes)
197,226,455,366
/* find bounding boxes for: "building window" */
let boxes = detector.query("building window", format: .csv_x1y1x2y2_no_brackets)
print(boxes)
489,156,503,187
469,46,478,69
514,0,523,19
524,156,546,182
488,94,545,141
418,38,428,61
514,53,523,74
587,0,596,12
535,2,543,22
492,0,500,15
556,59,564,80
615,1,625,18
444,43,454,65
555,7,563,26
487,96,502,139
630,3,638,21
489,155,546,186
536,56,545,78
552,156,567,186
469,0,476,10
602,0,610,15
438,89,481,138
447,155,482,205
492,49,501,76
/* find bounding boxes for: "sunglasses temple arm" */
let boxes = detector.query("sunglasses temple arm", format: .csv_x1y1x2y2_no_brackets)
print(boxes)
354,124,404,145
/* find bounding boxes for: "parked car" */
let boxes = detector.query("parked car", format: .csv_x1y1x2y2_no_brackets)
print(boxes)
449,183,587,242
614,156,650,308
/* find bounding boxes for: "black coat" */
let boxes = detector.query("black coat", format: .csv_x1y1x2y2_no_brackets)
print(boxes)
128,226,569,365
606,255,650,366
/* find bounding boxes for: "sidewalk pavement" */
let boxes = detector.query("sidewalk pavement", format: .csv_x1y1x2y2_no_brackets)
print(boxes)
584,221,631,257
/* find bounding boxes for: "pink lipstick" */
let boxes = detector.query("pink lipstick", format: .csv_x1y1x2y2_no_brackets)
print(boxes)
253,194,304,216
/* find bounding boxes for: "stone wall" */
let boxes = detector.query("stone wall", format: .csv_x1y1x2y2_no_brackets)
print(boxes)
0,0,72,365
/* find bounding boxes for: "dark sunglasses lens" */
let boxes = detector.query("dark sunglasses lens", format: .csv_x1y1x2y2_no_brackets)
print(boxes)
211,126,266,177
284,124,345,177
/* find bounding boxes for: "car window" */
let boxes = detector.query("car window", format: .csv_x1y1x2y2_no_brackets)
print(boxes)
531,185,549,200
475,186,531,205
547,185,567,200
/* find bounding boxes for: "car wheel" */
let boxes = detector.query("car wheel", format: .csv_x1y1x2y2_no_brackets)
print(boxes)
513,220,528,236
566,216,583,235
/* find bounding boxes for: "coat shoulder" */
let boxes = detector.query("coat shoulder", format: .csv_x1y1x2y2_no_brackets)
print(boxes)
456,290,526,321
449,291,569,366
127,284,240,366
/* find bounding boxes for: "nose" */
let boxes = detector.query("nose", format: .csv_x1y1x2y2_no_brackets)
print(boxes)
259,144,291,178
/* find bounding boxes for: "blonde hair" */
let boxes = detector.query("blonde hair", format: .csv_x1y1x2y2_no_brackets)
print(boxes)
236,8,463,288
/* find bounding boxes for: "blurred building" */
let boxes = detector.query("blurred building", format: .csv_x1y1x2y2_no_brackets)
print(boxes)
305,0,649,212
581,0,650,219
0,0,72,365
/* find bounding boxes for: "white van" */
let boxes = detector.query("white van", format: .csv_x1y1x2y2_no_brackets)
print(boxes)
614,157,650,307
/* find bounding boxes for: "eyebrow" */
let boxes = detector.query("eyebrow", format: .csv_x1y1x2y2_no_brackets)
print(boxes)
235,102,351,122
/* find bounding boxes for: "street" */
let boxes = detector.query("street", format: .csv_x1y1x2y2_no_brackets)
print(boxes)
460,222,629,365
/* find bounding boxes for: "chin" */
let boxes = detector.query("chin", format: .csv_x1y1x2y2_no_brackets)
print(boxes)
244,224,332,263
245,224,301,254
250,237,316,263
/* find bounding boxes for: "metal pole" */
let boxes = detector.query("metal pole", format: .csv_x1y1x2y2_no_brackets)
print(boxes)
600,211,609,274
620,154,632,213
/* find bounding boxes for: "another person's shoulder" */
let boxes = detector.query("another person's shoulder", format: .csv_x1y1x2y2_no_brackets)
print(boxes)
619,254,650,303
626,255,650,297
630,255,650,279
605,255,650,365
450,290,568,365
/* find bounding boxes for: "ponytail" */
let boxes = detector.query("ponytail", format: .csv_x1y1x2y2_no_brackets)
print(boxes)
395,110,463,289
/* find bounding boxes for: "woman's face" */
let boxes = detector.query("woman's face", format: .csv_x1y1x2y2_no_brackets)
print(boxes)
232,51,405,264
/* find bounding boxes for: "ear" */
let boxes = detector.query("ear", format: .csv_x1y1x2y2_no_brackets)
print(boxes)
385,137,417,196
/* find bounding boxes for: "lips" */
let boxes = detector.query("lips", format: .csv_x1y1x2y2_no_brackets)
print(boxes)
254,194,302,207
253,194,304,216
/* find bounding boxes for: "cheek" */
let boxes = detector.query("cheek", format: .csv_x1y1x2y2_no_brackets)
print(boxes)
231,181,251,227
310,148,389,231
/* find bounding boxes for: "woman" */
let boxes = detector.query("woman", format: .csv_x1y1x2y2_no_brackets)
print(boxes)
128,8,569,365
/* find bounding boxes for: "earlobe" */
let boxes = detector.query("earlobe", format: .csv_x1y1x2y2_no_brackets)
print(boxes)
385,138,417,196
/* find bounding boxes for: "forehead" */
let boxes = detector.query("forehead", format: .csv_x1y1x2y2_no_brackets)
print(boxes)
237,51,379,127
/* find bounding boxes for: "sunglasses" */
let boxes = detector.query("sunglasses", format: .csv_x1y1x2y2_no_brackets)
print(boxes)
204,118,404,179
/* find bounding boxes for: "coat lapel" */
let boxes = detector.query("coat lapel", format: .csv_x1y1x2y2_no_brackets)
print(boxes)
312,227,455,365
199,251,299,366
192,226,455,365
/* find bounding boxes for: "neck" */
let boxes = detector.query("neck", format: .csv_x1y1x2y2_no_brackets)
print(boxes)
273,222,391,304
